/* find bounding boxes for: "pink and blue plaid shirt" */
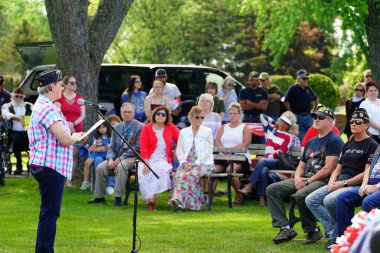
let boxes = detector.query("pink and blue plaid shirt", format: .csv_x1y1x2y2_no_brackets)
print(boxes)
28,94,73,179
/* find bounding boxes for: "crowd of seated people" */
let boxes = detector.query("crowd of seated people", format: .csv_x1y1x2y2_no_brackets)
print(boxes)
6,66,379,250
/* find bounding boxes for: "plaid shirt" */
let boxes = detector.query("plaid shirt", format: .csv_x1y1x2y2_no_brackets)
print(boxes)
28,94,73,179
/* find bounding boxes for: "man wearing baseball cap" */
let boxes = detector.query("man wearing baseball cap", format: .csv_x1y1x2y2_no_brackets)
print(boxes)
149,68,182,122
284,69,319,141
239,71,269,123
259,72,282,120
267,105,343,245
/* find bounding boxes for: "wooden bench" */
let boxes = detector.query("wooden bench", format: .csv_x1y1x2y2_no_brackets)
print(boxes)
248,144,301,227
207,147,247,211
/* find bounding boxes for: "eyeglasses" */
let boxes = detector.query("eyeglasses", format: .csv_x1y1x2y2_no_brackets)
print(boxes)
227,83,235,87
14,94,24,99
301,77,309,80
312,116,326,120
68,81,77,85
121,111,134,114
350,119,364,125
155,112,167,117
193,116,205,120
228,112,240,115
250,78,259,81
135,80,142,83
366,75,372,78
354,88,365,92
259,79,266,82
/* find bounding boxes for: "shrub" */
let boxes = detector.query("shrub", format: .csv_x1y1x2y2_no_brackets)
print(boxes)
271,74,339,109
270,75,294,94
308,73,339,109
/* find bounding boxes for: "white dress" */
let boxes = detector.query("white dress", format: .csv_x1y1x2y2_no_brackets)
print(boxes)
138,127,172,200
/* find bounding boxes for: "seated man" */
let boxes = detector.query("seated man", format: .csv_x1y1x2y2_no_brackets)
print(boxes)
267,106,344,244
336,143,380,237
1,88,33,175
87,102,144,206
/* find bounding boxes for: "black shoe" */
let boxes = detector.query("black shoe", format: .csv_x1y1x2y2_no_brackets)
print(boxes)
303,227,324,244
87,198,105,204
169,198,184,211
114,197,121,207
325,238,336,249
13,170,23,175
273,228,298,244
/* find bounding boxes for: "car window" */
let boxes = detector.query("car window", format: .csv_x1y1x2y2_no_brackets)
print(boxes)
166,69,197,96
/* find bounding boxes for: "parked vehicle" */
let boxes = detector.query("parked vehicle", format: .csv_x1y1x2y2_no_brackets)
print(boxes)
16,43,244,116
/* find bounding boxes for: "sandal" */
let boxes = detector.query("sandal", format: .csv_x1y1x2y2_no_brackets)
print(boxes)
233,193,244,205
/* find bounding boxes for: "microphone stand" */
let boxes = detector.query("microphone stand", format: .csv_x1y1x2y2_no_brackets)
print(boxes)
90,105,159,253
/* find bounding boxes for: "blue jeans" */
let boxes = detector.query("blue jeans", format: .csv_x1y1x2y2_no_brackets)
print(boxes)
305,185,354,239
336,186,380,236
248,158,278,195
296,114,313,141
31,166,65,253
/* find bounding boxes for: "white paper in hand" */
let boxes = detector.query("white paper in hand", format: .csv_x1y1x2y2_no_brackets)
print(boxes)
77,119,105,141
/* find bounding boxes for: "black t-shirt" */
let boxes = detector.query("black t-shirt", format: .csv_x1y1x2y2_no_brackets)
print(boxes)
284,84,317,114
337,137,378,181
302,130,344,178
238,86,268,115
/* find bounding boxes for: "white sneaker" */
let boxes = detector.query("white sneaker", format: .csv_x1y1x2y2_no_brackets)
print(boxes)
80,181,91,191
106,186,114,195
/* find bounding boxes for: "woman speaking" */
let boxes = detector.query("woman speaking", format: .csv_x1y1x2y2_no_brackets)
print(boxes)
29,69,86,253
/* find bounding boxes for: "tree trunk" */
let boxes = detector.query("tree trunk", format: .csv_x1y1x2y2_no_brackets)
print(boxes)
366,0,380,84
44,0,134,181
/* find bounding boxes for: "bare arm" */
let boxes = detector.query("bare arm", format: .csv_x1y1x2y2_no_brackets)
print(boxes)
74,105,86,126
312,97,319,112
268,93,281,102
233,126,251,148
284,101,291,111
214,125,225,147
144,96,152,119
49,121,81,146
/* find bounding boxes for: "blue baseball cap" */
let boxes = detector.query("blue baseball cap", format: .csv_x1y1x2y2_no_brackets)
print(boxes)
35,68,62,87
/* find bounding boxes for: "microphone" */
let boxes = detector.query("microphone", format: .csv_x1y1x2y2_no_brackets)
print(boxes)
77,98,105,109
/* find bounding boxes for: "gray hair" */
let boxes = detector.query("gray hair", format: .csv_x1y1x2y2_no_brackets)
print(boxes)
37,85,53,94
121,102,135,111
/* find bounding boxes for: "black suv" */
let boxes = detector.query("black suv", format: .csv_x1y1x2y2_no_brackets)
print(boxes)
16,43,244,115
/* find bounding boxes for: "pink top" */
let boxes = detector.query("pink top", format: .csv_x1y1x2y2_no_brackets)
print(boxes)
56,93,84,132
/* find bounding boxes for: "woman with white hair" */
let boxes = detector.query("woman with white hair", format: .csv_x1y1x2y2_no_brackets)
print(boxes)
217,76,237,123
238,111,297,206
197,93,222,137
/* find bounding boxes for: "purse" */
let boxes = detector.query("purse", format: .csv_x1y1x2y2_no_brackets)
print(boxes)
277,151,296,170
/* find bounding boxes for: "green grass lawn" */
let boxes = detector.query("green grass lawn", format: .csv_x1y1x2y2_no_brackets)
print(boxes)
0,178,327,253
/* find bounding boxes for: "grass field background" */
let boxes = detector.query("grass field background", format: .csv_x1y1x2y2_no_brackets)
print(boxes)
0,177,328,253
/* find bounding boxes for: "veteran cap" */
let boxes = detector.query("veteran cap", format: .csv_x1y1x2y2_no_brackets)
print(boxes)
35,68,62,87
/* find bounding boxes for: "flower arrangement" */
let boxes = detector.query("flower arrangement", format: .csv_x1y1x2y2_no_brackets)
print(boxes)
331,208,380,253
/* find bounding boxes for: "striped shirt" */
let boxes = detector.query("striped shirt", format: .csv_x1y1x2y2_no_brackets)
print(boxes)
28,94,73,179
261,114,292,159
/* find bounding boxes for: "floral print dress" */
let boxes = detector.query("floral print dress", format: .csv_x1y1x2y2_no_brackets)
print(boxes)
172,143,213,210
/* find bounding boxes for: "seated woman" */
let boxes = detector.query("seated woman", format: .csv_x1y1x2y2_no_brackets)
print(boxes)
170,106,214,211
138,106,179,210
197,93,222,138
214,102,252,205
306,108,378,249
1,88,33,175
144,80,170,119
239,111,297,206
121,75,147,122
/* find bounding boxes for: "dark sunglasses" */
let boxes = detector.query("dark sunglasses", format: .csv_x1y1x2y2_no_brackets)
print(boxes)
354,88,365,92
14,94,24,99
350,119,364,125
68,81,77,85
312,115,326,120
194,116,205,120
301,77,309,80
155,112,167,117
366,75,372,78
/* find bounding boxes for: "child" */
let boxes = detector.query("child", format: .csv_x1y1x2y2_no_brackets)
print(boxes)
80,122,112,190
